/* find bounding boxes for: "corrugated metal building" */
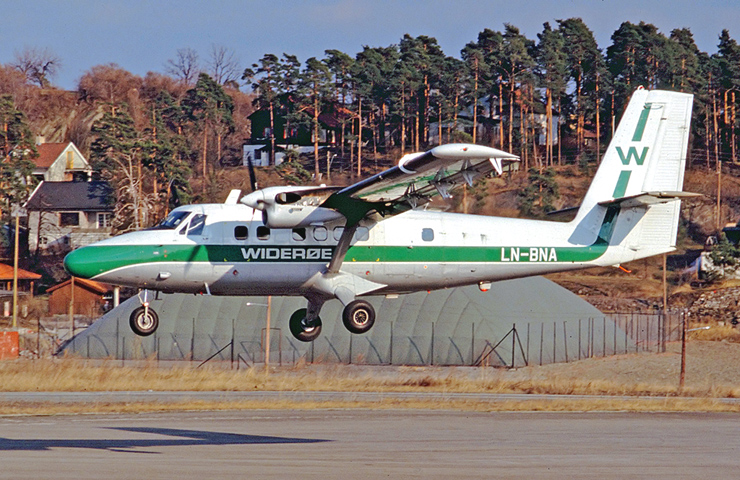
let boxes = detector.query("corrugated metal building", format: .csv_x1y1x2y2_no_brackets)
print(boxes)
63,277,630,367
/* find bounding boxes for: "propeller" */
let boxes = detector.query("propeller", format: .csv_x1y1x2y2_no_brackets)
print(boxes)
246,153,258,192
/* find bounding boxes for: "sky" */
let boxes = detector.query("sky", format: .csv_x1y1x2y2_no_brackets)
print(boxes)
2,0,740,91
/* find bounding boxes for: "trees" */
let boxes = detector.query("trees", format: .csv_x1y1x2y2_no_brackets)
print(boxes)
0,95,36,245
90,104,154,232
10,47,62,88
298,57,331,177
243,54,281,165
166,48,201,86
183,73,234,186
536,22,567,166
559,18,607,161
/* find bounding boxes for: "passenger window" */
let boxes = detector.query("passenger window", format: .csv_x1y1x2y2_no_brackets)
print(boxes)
333,227,344,241
187,214,207,236
422,228,434,242
234,225,248,240
292,228,306,241
313,226,328,241
257,226,270,240
355,227,369,241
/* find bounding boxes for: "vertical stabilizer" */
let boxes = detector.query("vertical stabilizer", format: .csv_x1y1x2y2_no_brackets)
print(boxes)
571,89,693,254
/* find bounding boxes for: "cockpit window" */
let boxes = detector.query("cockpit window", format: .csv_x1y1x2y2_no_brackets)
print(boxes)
186,214,207,236
150,211,190,230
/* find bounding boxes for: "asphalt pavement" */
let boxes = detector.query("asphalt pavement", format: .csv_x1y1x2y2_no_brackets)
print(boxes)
1,409,738,479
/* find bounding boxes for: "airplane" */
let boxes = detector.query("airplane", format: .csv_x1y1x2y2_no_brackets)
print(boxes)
64,88,696,342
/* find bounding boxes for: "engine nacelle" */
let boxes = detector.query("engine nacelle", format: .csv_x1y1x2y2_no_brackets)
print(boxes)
262,204,344,228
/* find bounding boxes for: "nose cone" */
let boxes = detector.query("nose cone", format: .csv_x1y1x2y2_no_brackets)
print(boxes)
63,247,100,279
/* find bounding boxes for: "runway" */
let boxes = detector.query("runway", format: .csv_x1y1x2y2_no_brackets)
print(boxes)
1,410,738,479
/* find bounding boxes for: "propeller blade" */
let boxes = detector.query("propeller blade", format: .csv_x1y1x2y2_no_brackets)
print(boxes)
247,155,257,192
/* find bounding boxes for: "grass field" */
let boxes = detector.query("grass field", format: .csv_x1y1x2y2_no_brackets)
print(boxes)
2,340,740,415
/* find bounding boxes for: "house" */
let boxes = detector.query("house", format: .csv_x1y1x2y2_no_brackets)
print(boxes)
24,181,114,253
47,277,113,317
31,142,92,182
0,263,41,295
0,263,41,318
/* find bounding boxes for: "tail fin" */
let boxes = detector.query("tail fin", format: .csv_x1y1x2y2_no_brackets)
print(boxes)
572,88,694,258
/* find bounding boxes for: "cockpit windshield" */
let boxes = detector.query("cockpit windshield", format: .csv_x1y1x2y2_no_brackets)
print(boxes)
149,211,191,230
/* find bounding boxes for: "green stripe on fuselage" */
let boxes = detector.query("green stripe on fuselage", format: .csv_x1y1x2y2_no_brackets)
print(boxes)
67,240,611,279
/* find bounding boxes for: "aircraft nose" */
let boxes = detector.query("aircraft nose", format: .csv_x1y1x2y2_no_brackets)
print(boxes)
63,246,100,279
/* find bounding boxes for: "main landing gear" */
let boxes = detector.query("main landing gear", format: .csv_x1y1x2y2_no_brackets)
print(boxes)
289,299,376,342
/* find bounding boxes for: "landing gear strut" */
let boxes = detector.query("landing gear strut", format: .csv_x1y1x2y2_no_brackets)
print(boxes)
129,306,159,336
289,308,322,342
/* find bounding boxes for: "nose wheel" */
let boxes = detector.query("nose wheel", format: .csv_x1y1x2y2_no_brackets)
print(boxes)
289,308,322,342
130,305,159,336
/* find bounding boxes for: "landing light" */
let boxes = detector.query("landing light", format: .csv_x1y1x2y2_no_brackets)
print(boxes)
478,281,492,292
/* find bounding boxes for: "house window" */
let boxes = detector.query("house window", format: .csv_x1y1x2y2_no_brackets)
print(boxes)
66,151,74,169
60,212,79,226
39,236,48,247
97,213,112,229
234,225,248,240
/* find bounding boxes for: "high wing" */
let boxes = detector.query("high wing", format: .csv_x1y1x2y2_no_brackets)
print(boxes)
241,143,519,228
320,143,519,225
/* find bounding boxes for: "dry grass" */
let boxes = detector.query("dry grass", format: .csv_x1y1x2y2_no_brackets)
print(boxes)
0,358,738,399
0,397,737,416
689,324,740,343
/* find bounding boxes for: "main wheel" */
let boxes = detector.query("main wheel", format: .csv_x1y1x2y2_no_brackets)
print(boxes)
342,300,375,334
129,306,159,336
289,308,322,342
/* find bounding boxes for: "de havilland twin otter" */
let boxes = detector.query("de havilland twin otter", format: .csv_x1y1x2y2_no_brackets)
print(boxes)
64,88,696,342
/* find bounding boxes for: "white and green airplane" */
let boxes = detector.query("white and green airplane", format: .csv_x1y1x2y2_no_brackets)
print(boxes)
64,88,695,342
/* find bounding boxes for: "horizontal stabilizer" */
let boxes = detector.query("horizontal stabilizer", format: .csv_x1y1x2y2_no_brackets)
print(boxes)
598,191,702,209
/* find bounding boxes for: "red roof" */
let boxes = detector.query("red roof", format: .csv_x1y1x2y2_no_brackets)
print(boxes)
47,278,112,295
34,143,69,169
0,263,42,281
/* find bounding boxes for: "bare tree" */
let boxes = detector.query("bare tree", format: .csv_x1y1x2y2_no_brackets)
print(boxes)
165,48,200,86
207,45,240,86
11,47,62,87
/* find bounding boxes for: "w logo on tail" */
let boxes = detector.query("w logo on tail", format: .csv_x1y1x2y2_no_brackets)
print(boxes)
616,146,649,166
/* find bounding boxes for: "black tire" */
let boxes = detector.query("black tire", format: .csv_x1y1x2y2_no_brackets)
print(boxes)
342,300,375,334
129,306,159,336
289,308,322,342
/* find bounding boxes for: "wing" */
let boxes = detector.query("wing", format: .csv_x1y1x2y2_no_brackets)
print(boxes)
321,143,519,224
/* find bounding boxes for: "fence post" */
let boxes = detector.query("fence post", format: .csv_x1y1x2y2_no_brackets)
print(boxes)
430,322,434,366
553,321,557,363
511,324,516,367
190,317,195,362
603,317,606,357
231,318,235,369
613,316,617,356
526,323,530,367
389,322,393,365
349,334,353,365
562,321,568,363
539,323,544,366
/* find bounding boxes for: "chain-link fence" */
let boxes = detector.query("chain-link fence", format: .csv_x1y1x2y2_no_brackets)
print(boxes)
63,311,685,368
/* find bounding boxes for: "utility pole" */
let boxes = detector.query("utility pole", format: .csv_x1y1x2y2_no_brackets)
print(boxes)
12,213,19,329
264,296,272,371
